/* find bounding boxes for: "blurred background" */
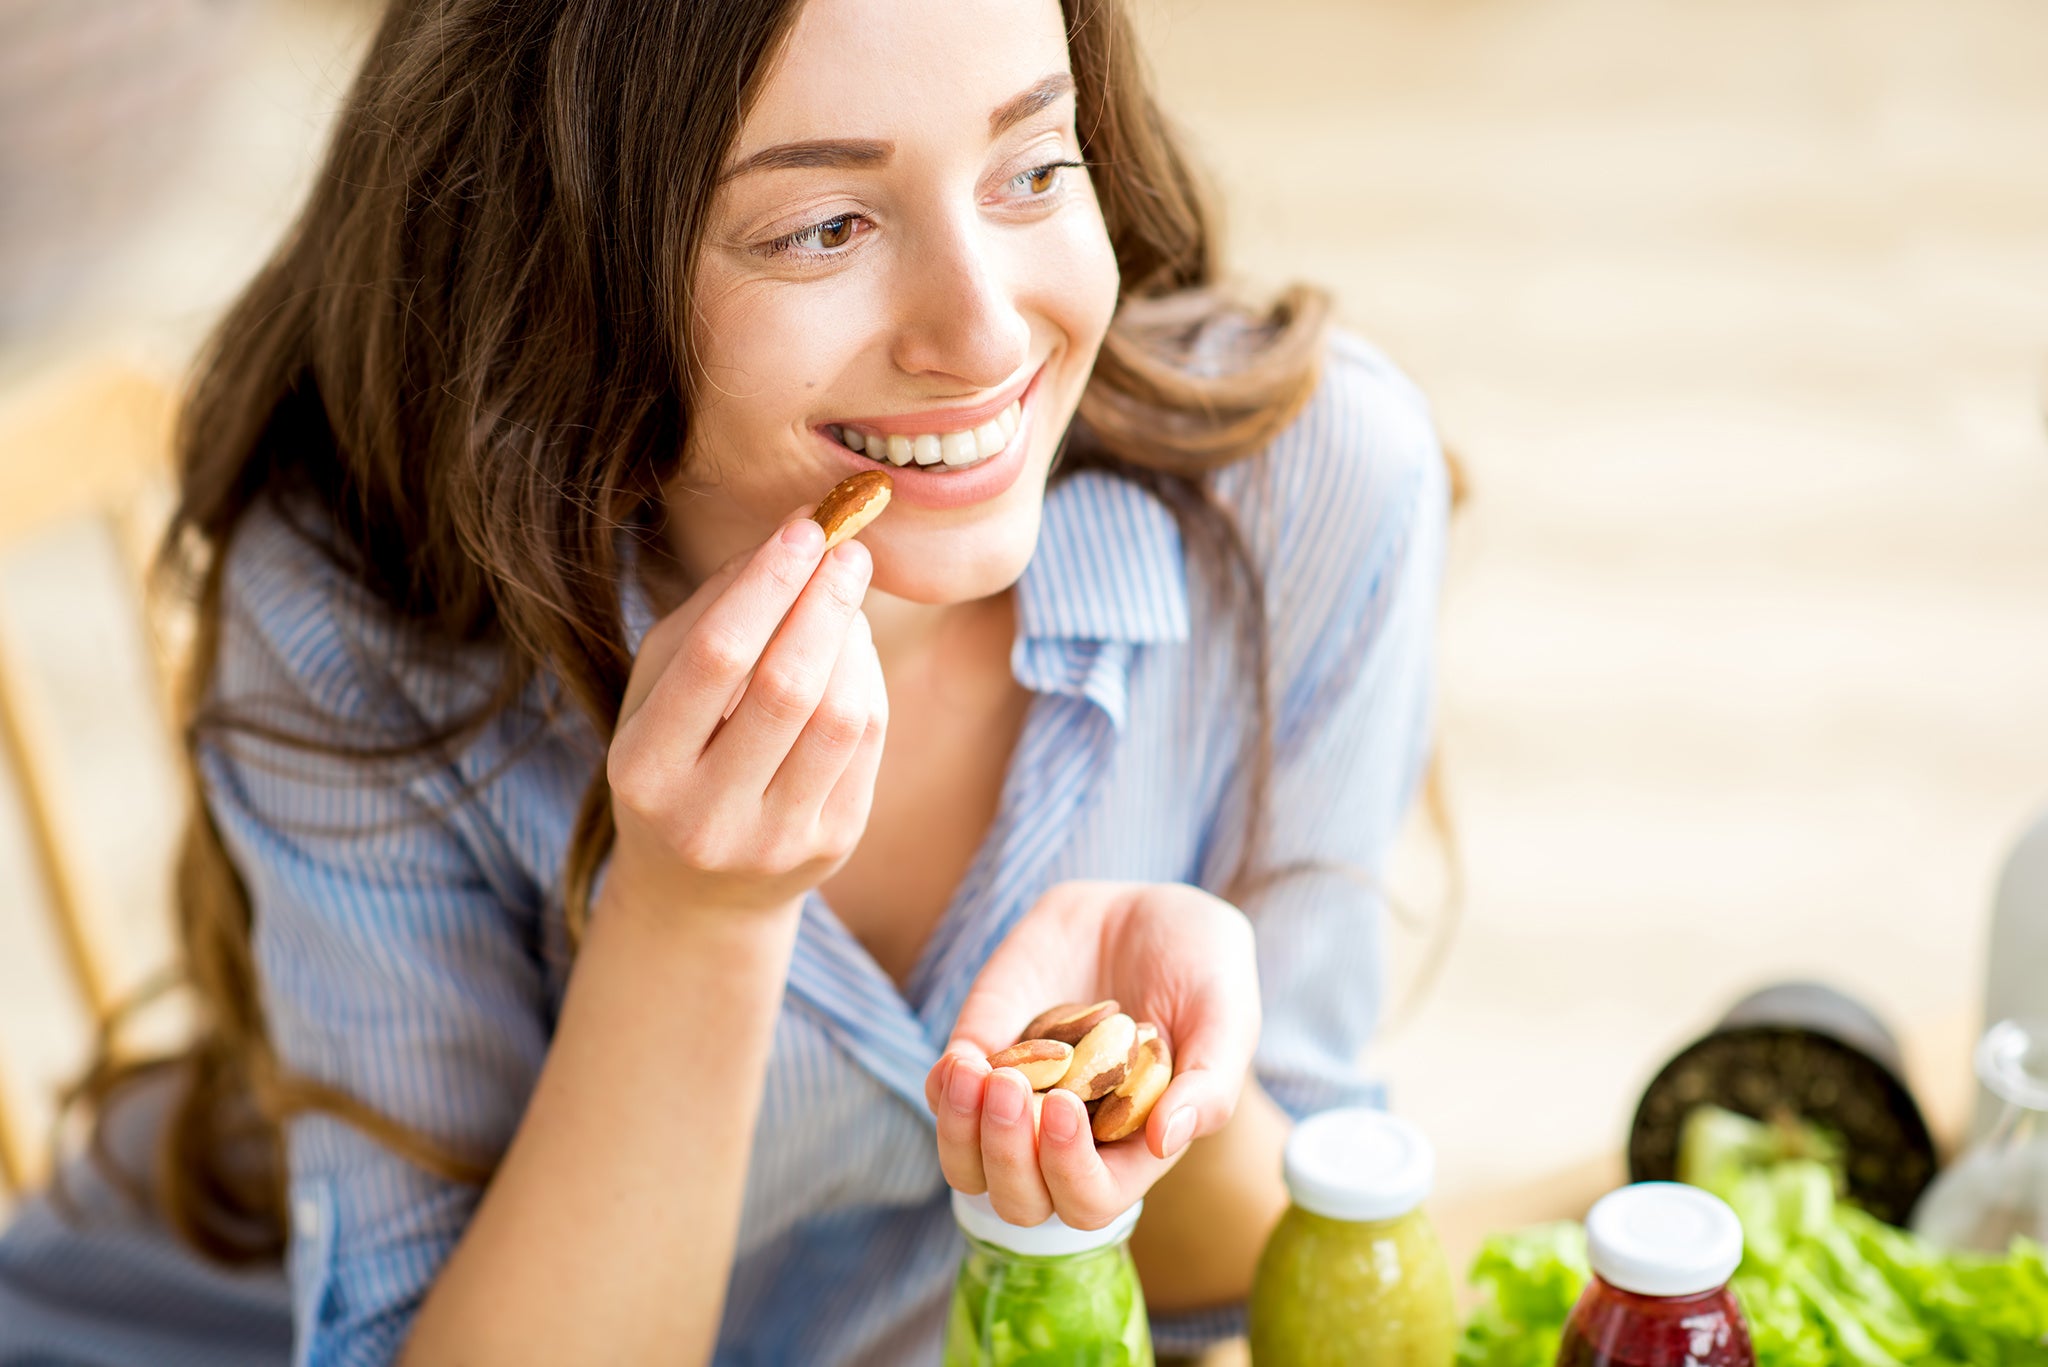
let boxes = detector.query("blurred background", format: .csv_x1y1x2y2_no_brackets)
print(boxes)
0,0,2044,1233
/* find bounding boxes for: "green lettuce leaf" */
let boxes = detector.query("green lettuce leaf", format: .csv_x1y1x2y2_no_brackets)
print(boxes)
1455,1223,1588,1367
1457,1117,2048,1367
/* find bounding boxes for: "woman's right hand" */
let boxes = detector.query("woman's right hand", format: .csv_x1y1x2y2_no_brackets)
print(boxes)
410,509,880,1367
602,509,887,918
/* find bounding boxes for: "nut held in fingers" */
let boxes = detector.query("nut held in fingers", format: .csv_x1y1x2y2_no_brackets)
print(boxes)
811,470,892,551
1019,1000,1120,1048
1055,1012,1137,1102
1091,1027,1174,1143
985,1039,1074,1091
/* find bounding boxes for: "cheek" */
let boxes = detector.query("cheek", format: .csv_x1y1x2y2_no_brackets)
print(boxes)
689,279,844,438
1040,207,1121,350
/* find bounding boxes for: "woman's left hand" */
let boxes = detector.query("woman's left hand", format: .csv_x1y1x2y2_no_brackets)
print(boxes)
924,880,1260,1230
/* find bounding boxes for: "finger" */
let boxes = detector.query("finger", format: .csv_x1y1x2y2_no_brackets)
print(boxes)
717,539,863,741
711,506,823,721
626,514,827,750
668,513,818,714
1035,1089,1138,1230
765,605,875,813
979,1069,1053,1226
705,539,871,785
935,1052,990,1195
924,1048,956,1117
1094,1119,1183,1192
1146,954,1259,1156
1141,1067,1233,1162
622,545,757,727
818,611,887,836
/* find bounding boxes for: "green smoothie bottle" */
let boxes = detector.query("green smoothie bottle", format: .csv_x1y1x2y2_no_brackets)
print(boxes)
1247,1108,1458,1367
943,1190,1153,1366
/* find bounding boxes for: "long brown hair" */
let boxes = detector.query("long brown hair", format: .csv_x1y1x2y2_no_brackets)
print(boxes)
69,0,1407,1264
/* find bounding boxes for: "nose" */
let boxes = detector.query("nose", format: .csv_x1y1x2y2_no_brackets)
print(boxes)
887,212,1032,392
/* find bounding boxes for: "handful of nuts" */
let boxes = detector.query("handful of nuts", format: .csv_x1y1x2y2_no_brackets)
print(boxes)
984,1001,1174,1144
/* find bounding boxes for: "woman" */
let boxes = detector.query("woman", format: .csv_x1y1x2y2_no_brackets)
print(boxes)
0,0,1450,1362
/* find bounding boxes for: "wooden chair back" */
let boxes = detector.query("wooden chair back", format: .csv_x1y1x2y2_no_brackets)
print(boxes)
0,360,180,1197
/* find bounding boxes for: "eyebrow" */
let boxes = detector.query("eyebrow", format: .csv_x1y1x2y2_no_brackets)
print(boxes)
989,72,1076,138
719,71,1077,184
719,138,892,183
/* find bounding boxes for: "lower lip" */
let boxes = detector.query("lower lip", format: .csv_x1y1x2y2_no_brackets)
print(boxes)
815,365,1044,511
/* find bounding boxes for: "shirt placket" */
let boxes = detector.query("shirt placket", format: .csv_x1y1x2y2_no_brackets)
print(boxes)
782,644,1133,1119
910,641,1134,1045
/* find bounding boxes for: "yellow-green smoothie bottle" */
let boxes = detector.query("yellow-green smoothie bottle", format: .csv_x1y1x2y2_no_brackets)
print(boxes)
1247,1108,1458,1367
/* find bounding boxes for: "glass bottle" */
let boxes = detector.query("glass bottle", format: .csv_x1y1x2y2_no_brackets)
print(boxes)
1911,1017,2048,1250
1248,1108,1458,1366
943,1190,1152,1367
1556,1183,1754,1367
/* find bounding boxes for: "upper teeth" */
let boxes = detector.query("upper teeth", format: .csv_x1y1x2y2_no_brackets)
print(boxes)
834,400,1022,468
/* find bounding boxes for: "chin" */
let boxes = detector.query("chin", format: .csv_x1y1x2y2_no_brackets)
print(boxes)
865,516,1041,606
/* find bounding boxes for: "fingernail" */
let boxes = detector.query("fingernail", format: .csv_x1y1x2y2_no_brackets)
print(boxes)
984,1072,1025,1126
781,518,824,554
1041,1090,1079,1143
1163,1107,1196,1158
948,1061,984,1117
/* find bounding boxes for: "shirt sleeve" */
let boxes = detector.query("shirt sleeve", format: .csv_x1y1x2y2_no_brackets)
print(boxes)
198,507,552,1367
1203,333,1452,1122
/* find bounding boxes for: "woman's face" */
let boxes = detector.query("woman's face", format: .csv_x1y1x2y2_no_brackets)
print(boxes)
680,0,1121,605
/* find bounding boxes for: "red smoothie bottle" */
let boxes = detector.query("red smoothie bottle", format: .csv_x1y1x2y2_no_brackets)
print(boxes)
1555,1183,1755,1367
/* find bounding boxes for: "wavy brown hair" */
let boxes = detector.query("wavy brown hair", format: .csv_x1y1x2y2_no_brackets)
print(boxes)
64,0,1444,1264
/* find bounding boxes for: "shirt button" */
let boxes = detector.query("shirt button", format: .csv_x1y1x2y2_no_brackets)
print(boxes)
294,1197,321,1239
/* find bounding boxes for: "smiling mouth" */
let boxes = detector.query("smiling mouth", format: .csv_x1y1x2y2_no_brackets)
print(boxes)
824,395,1024,472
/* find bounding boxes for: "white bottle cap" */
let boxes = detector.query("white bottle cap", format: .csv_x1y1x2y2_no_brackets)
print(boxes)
1282,1107,1435,1222
950,1189,1143,1257
1585,1183,1745,1297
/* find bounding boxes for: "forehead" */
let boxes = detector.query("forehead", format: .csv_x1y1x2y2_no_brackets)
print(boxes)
740,0,1074,144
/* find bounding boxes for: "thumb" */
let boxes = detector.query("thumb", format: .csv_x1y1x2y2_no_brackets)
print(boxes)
1140,985,1258,1161
1144,1066,1240,1161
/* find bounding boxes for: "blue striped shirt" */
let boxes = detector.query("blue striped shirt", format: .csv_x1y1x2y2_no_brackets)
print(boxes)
0,330,1447,1366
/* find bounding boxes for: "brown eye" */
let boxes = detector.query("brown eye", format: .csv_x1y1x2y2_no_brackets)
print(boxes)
817,217,854,248
1026,165,1060,194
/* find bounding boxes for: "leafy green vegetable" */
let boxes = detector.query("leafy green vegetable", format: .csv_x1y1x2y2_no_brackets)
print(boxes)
1456,1110,2048,1367
1678,1104,1843,1195
1455,1223,1588,1367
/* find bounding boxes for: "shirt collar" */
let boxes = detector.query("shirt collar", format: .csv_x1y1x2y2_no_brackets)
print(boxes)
1012,467,1190,647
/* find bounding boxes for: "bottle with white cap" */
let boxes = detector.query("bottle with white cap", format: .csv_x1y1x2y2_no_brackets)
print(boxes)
1557,1183,1756,1367
942,1189,1152,1366
1247,1107,1457,1365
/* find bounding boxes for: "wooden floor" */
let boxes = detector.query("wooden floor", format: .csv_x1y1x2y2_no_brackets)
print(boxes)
2,0,2045,1283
